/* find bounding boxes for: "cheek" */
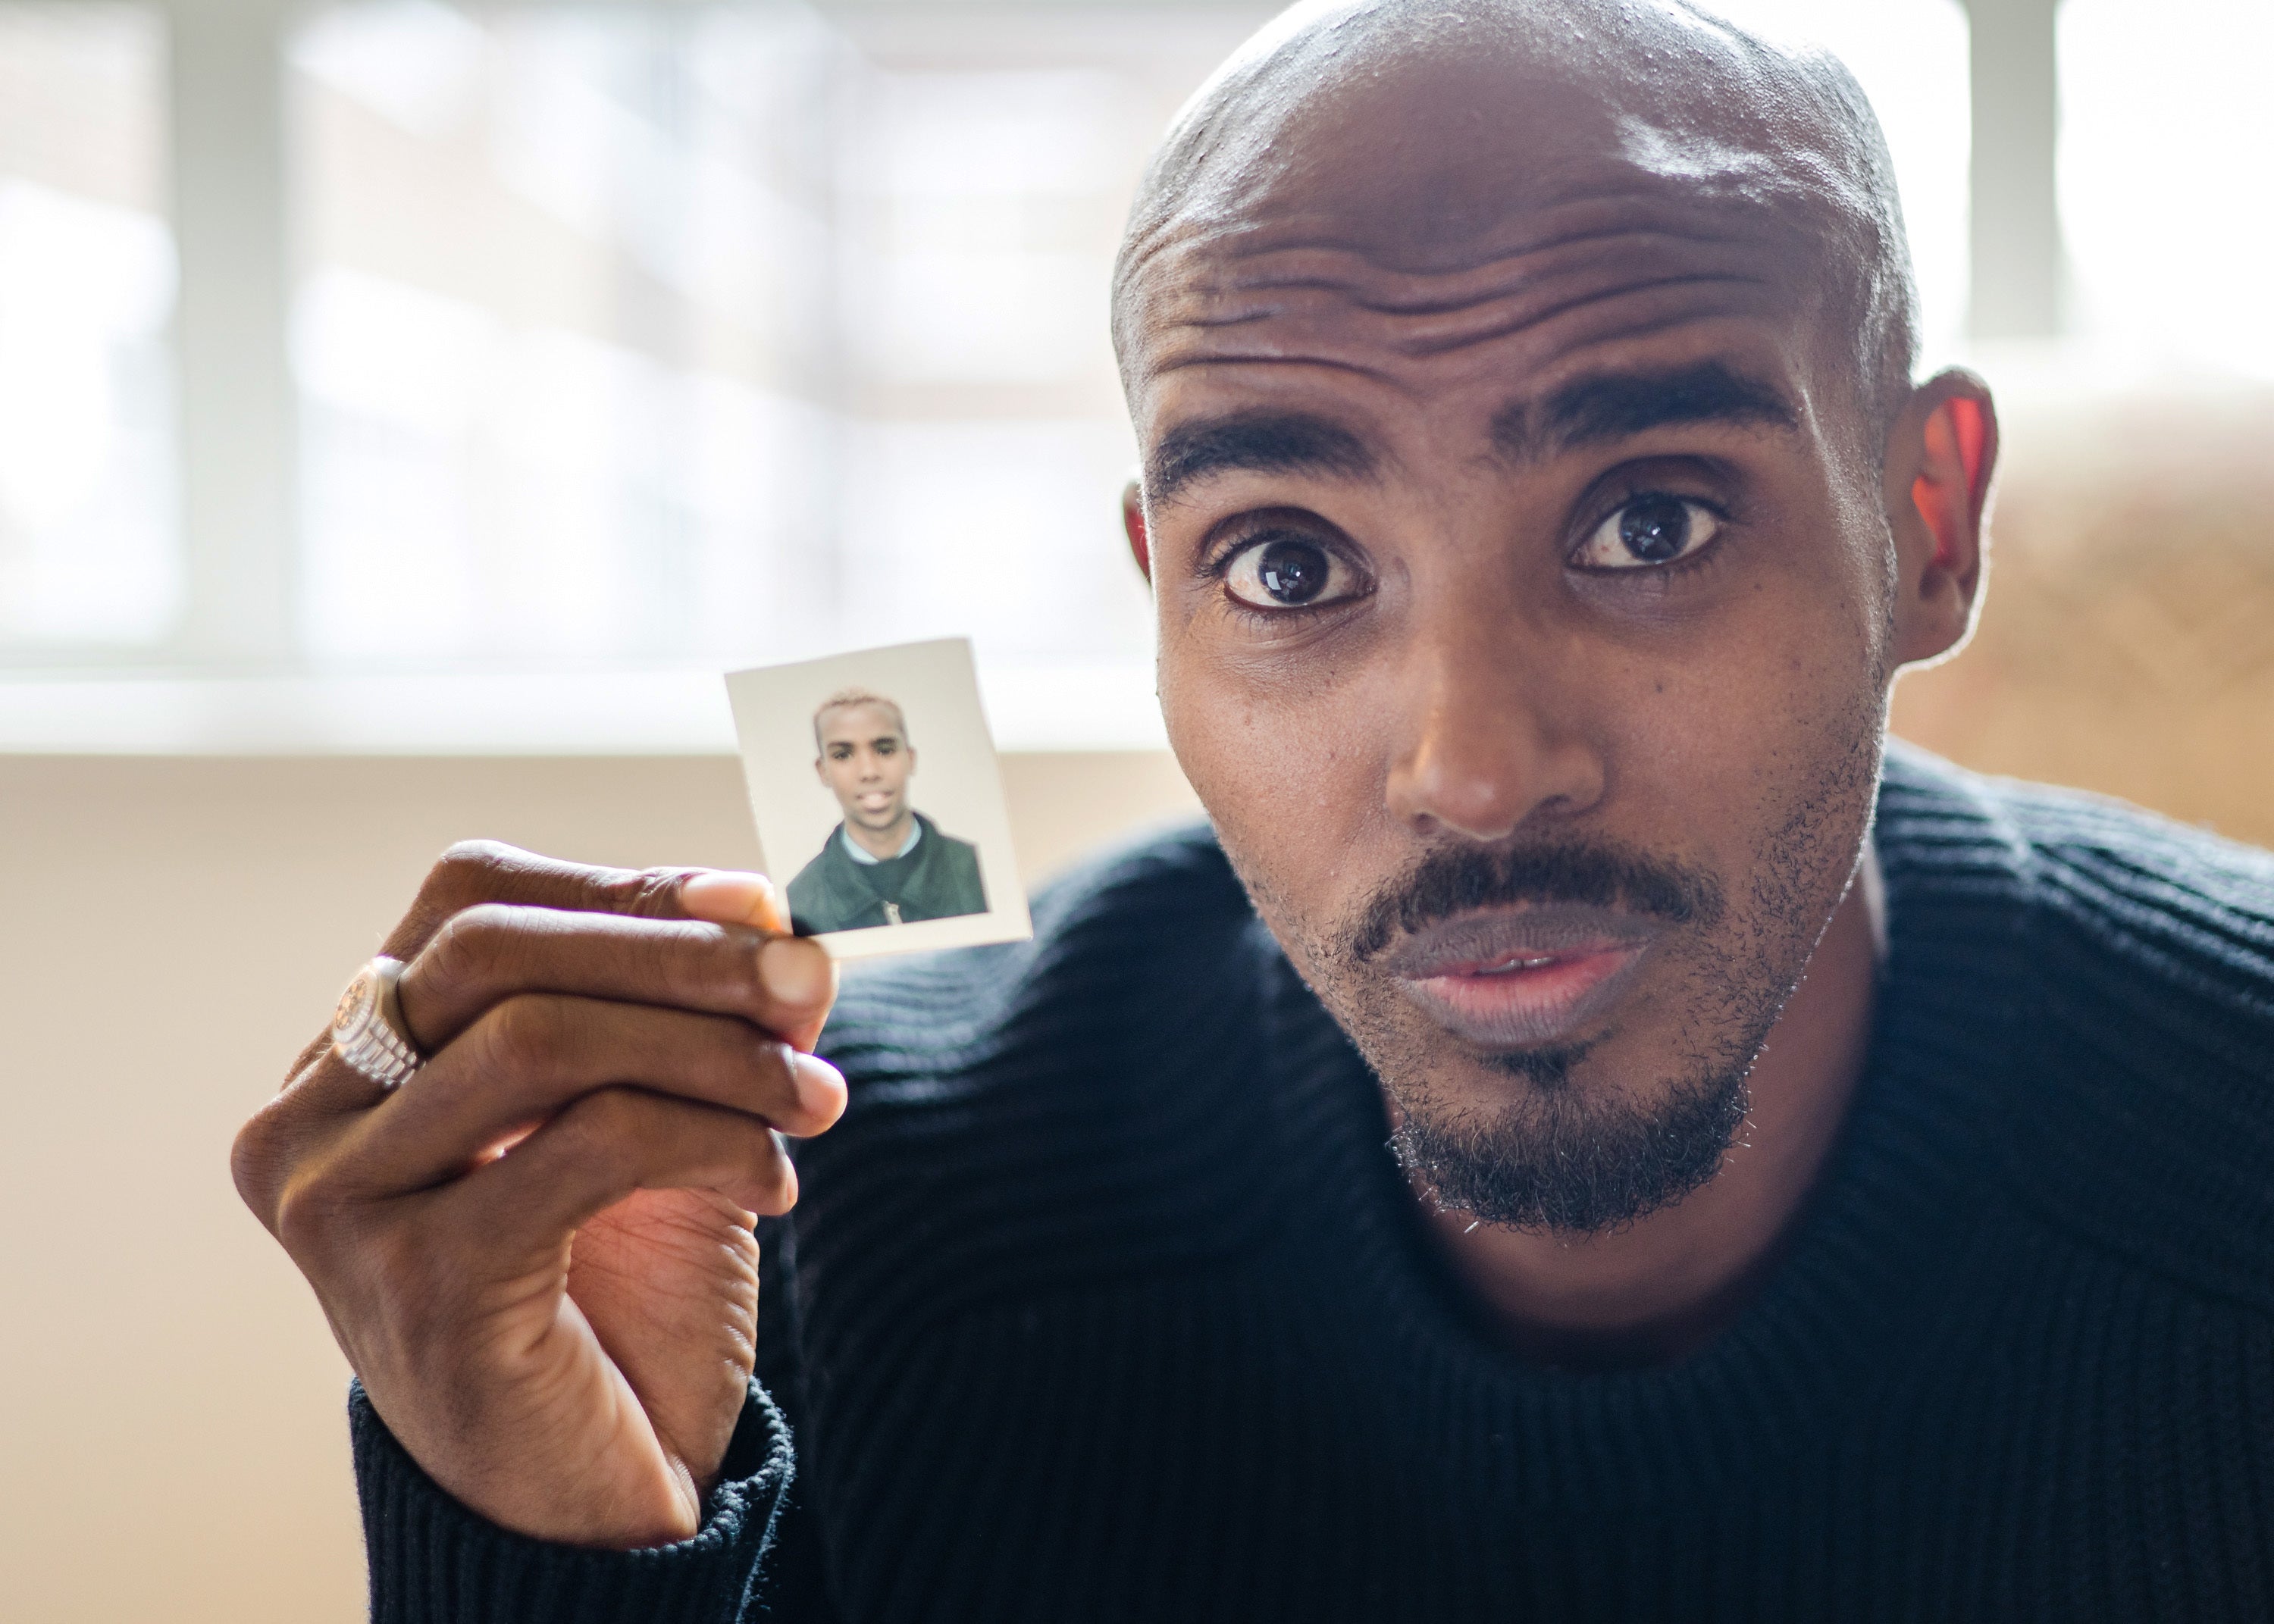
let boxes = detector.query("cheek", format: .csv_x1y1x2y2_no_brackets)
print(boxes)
1160,649,1386,928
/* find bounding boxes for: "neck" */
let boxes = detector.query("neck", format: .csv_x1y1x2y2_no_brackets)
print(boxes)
850,811,916,860
1417,870,1881,1369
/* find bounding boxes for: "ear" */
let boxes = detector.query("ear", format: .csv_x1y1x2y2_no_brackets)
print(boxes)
813,756,828,784
1881,368,1997,669
1121,478,1151,582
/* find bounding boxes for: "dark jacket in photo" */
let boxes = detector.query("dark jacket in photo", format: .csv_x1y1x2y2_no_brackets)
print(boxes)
785,811,987,934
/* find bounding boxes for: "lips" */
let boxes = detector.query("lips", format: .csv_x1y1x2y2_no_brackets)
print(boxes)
1374,904,1662,1049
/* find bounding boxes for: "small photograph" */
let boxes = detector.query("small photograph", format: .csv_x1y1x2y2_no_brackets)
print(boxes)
725,638,1032,960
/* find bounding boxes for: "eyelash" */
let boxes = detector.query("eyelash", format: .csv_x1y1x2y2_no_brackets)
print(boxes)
1571,490,1734,577
1204,526,1370,618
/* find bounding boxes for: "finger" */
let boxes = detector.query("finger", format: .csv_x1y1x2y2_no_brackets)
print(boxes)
343,994,846,1195
396,905,837,1054
381,841,719,964
233,1045,383,1230
440,1087,800,1249
681,874,835,1053
678,870,787,932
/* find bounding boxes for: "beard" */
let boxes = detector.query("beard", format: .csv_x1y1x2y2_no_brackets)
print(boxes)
1229,719,1880,1238
1352,837,1772,1233
1386,1034,1755,1232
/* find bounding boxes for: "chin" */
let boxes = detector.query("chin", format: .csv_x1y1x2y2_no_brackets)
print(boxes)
1388,1047,1752,1234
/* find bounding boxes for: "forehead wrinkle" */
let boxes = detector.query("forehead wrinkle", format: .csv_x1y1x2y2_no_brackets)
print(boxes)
1139,213,1799,383
1143,268,1790,386
1145,189,1785,312
1186,186,1776,293
1145,349,1406,386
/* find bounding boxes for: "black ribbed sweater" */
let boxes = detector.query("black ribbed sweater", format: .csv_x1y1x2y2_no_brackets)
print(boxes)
350,746,2274,1621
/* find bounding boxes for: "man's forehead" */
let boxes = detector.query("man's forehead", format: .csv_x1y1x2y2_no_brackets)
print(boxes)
1114,0,1900,430
1126,137,1841,403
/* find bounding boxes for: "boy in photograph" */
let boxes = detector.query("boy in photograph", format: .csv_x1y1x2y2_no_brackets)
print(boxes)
785,688,987,933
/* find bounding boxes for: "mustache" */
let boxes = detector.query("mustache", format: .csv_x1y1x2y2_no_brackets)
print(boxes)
1347,838,1725,964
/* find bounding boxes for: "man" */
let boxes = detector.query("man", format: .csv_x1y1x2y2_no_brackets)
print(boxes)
785,689,988,934
232,2,2274,1619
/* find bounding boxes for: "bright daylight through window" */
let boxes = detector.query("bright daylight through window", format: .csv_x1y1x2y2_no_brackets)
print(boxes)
0,0,2264,747
0,5,174,651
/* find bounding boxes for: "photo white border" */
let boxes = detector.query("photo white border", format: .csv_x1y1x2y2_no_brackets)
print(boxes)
724,638,1032,961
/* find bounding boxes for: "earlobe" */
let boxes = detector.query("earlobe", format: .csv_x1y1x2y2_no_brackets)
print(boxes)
1121,479,1151,582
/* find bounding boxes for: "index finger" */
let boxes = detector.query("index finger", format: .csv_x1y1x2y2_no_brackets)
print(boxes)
381,840,769,963
392,905,835,1056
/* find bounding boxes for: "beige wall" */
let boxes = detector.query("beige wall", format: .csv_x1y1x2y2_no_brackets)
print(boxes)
0,751,1198,1623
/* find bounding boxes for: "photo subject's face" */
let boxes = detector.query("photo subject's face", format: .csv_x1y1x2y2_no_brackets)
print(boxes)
817,705,915,833
1132,76,1898,1232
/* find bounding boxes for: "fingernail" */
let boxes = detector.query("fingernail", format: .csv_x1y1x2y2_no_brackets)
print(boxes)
759,936,834,1008
791,1054,847,1125
681,870,778,929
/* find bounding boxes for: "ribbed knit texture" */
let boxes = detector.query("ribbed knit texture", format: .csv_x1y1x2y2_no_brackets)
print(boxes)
356,744,2274,1621
351,1378,792,1622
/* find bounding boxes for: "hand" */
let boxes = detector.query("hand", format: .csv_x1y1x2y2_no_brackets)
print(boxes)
231,842,845,1548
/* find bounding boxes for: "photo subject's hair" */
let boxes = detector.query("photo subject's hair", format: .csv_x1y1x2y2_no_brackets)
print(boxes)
813,688,911,752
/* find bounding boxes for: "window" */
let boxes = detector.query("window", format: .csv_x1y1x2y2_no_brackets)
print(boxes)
20,0,2245,753
0,4,174,652
292,3,843,666
1709,0,1971,365
290,2,1265,721
2059,0,2274,378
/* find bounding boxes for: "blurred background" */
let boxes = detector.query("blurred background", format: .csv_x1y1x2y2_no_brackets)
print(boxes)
1,0,2269,1617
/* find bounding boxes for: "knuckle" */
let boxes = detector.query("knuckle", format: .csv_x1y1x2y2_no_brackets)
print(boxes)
437,837,518,881
417,904,522,1005
229,1110,287,1223
558,1087,642,1156
479,995,574,1078
658,923,763,1017
390,840,525,958
423,840,516,911
713,934,769,1012
272,1166,353,1263
625,865,699,919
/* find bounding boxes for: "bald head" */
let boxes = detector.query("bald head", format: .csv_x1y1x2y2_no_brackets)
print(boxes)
1114,0,1915,451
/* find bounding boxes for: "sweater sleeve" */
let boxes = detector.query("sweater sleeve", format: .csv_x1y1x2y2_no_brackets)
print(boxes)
349,1379,801,1624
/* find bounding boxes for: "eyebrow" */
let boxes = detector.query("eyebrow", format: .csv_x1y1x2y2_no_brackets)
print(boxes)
1145,412,1377,502
1492,361,1799,465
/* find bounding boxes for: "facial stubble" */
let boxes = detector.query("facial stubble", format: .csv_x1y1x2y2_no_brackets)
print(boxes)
1235,716,1881,1238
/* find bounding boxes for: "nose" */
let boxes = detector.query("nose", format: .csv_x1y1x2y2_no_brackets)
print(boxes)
1382,605,1607,842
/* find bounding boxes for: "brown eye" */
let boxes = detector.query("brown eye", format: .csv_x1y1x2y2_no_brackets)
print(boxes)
1223,534,1361,610
1571,494,1721,570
